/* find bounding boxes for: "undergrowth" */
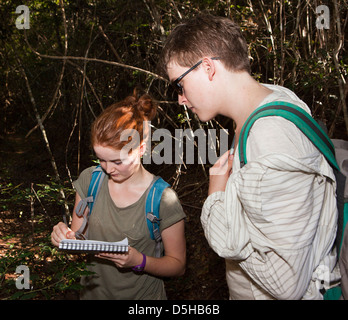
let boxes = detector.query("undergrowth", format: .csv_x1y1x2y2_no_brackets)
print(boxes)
0,175,89,300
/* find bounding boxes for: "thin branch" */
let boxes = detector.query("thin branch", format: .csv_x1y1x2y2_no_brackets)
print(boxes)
25,0,68,138
19,61,70,220
66,59,104,112
24,33,168,83
98,25,123,62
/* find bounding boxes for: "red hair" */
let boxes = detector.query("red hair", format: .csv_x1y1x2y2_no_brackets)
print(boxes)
91,92,157,150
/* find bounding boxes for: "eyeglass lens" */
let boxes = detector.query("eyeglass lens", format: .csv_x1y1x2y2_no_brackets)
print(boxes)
171,58,220,96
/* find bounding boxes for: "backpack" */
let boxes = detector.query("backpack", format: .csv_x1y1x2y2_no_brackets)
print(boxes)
238,101,348,300
74,165,170,258
334,139,348,299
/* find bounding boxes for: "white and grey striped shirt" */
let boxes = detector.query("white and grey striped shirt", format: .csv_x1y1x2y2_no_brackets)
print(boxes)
201,85,340,299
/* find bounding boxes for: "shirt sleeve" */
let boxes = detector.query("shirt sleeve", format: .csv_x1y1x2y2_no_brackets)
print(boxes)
72,166,95,199
159,188,186,231
201,188,254,261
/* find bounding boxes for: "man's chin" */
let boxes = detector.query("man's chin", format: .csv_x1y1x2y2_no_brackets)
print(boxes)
196,114,213,122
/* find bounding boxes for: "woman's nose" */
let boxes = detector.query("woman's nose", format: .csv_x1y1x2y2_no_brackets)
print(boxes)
105,162,115,174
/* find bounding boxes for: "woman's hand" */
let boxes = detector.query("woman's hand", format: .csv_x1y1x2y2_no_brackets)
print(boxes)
208,150,234,195
96,220,186,277
51,222,76,247
96,246,143,269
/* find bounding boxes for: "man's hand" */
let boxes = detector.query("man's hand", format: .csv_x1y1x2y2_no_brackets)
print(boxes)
208,150,234,195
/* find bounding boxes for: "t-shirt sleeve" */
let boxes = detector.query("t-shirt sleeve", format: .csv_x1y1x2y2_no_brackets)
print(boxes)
72,166,96,199
159,187,186,231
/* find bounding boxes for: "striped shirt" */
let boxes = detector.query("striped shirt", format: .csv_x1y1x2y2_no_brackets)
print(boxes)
201,85,339,299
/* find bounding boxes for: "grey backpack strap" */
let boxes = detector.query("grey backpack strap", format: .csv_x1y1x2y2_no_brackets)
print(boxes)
74,166,106,240
144,177,162,257
144,176,170,258
146,212,162,258
75,196,93,217
74,196,93,240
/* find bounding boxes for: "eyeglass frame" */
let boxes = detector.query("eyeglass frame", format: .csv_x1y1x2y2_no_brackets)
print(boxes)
171,57,220,95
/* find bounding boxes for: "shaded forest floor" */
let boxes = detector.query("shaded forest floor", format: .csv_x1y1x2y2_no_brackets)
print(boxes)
0,132,228,300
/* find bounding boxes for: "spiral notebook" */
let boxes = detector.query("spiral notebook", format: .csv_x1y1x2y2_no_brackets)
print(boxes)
59,238,129,253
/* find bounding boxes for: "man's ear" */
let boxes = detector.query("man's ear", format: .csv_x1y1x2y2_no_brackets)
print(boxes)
202,57,216,81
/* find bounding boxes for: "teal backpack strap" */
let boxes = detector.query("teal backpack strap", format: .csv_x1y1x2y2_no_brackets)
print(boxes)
75,165,105,239
86,165,105,216
239,101,339,171
145,176,170,258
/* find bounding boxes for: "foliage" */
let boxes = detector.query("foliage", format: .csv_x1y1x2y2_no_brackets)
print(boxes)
0,236,91,300
0,173,87,300
0,0,345,143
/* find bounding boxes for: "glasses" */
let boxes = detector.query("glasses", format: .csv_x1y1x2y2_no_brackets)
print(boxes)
171,57,220,96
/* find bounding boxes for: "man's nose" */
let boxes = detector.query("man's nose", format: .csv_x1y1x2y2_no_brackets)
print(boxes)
178,92,187,105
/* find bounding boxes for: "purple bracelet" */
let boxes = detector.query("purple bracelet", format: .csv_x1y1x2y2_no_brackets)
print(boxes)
132,253,146,272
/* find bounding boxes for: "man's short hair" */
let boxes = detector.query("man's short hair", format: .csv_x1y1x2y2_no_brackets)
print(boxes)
159,14,251,75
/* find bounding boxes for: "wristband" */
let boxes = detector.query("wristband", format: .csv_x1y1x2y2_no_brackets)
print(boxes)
132,253,146,272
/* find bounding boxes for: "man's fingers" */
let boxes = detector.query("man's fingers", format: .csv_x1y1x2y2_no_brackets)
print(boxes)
210,151,232,176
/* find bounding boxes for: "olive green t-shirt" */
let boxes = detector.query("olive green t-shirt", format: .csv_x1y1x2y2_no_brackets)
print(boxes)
73,166,186,300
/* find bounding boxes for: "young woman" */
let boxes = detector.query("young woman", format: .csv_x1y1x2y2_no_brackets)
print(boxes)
51,92,186,300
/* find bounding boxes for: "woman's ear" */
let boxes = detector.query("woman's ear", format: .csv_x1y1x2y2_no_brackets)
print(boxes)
139,140,147,157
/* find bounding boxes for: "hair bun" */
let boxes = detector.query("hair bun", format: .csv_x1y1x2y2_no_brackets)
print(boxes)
136,94,157,121
91,89,157,150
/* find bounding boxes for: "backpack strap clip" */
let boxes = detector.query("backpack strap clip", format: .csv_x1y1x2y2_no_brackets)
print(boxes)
75,196,93,217
146,212,162,243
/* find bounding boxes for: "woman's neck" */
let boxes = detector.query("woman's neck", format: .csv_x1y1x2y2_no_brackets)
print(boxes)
107,164,154,208
110,164,152,189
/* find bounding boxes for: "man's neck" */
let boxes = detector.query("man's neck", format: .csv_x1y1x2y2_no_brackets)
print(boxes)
219,72,272,132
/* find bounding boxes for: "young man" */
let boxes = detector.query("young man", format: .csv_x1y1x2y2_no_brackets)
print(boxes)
159,14,339,299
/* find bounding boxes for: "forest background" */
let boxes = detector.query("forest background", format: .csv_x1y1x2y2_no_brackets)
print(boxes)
0,0,347,300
